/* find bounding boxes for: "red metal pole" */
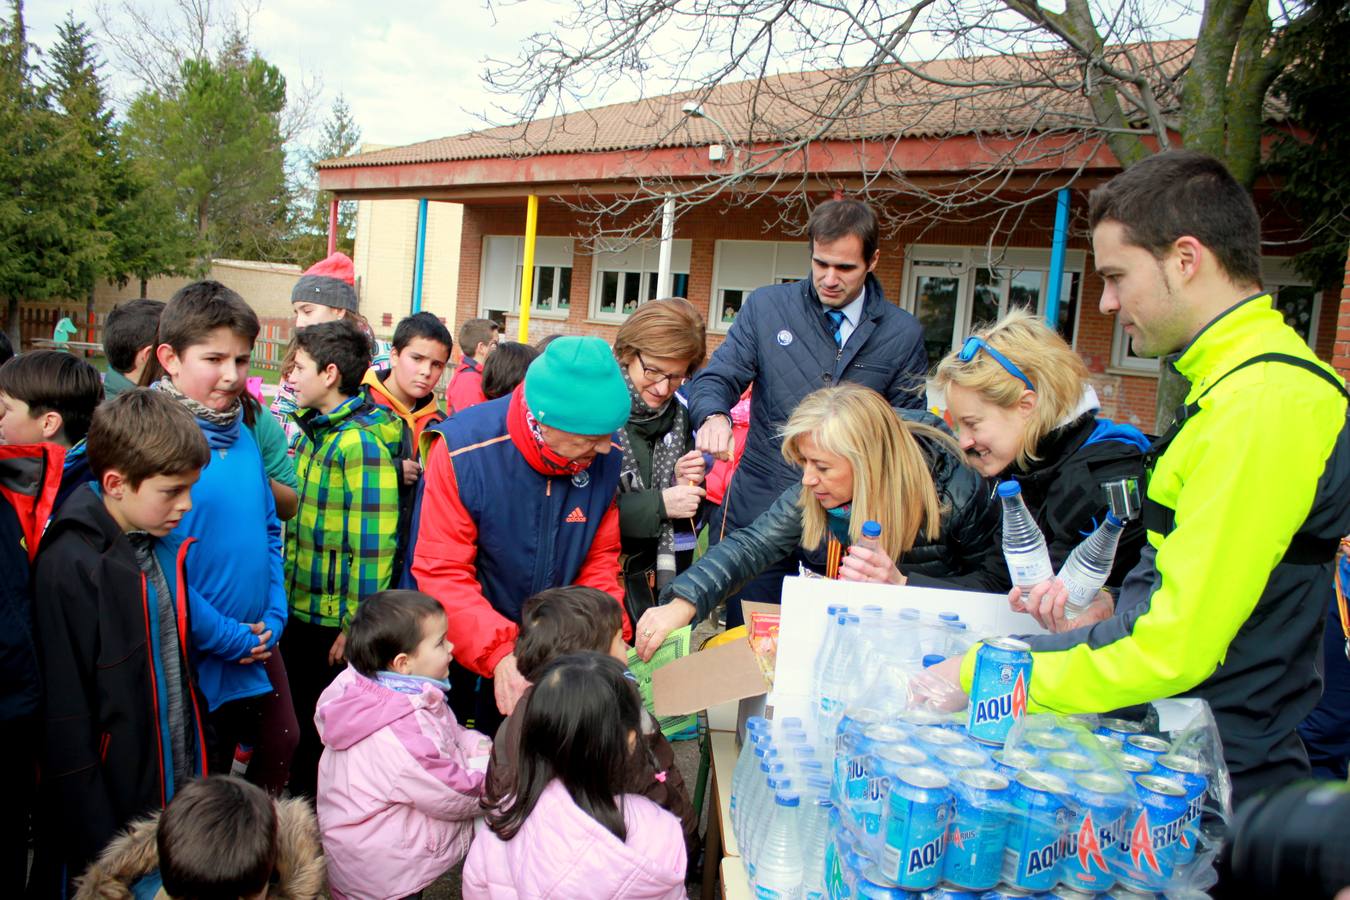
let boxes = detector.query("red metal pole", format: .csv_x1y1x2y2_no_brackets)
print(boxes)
327,197,339,256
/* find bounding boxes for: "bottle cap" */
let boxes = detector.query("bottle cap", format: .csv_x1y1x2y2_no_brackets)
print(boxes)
826,603,849,616
774,791,801,807
997,480,1023,497
861,519,882,538
938,611,959,622
922,654,947,668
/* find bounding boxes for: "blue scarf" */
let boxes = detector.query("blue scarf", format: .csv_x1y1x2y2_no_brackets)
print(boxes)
825,503,852,546
153,378,241,450
375,671,452,694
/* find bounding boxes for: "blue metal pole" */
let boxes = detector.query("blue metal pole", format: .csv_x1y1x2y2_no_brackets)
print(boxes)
411,198,429,313
1045,187,1070,329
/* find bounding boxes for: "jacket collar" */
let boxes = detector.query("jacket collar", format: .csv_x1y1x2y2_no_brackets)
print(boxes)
458,356,482,374
295,394,367,443
1171,292,1276,398
506,385,602,478
802,272,888,320
362,368,440,422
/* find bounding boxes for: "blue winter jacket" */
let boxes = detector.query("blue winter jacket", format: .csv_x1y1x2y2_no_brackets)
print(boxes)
170,418,288,710
687,273,928,531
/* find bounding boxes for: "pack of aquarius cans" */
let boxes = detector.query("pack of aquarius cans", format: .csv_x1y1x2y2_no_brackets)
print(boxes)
823,639,1230,898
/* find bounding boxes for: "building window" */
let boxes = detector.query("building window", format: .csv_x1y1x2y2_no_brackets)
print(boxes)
589,240,693,322
1263,258,1322,347
480,235,575,319
901,246,1084,370
711,240,811,330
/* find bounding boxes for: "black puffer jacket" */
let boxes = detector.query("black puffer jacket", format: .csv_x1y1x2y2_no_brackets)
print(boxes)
907,411,1148,594
661,410,1000,619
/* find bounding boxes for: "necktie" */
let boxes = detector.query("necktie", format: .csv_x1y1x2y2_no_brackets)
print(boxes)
826,309,846,347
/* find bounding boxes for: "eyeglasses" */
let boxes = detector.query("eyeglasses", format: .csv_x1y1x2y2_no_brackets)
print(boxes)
636,352,687,387
957,336,1035,392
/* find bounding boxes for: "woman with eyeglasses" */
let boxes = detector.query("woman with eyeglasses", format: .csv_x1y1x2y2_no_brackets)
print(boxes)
908,309,1150,626
611,298,710,626
634,382,1001,660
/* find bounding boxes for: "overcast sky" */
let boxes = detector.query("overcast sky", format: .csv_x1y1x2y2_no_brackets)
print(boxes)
25,0,578,150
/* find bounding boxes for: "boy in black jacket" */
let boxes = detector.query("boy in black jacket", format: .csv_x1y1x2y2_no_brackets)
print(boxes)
30,390,212,897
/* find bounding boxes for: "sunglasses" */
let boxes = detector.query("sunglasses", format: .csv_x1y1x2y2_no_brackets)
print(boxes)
957,336,1035,392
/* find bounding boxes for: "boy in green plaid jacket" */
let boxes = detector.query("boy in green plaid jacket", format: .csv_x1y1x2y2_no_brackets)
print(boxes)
283,318,401,797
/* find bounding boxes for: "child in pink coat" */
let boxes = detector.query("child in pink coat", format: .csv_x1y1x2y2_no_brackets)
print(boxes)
315,590,491,900
463,651,687,900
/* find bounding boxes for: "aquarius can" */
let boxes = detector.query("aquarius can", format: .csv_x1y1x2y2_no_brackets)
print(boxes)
880,766,954,890
1112,753,1153,778
898,708,947,728
1022,730,1071,755
1001,770,1070,893
1153,754,1209,867
862,744,928,838
1117,775,1188,892
836,708,889,805
1095,718,1146,742
916,726,967,754
1059,772,1131,893
967,637,1032,745
991,748,1041,779
942,768,1012,890
1046,752,1096,782
1120,735,1170,769
846,724,912,830
937,745,992,771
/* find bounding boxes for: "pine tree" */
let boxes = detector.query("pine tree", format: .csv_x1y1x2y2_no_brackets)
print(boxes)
0,0,104,346
290,93,362,265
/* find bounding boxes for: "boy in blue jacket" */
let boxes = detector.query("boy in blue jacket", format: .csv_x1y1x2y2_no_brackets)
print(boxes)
29,390,211,897
152,281,296,787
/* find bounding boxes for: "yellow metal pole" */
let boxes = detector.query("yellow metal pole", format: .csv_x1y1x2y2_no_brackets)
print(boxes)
517,195,539,342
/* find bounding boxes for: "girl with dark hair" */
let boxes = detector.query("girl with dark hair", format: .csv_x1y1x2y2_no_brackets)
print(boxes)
463,652,687,899
480,341,539,401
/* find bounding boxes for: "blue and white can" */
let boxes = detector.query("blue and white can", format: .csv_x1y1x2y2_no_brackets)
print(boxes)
1060,772,1131,893
879,766,954,891
1116,775,1188,892
967,637,1032,746
1153,754,1208,867
942,768,1012,891
1001,769,1070,893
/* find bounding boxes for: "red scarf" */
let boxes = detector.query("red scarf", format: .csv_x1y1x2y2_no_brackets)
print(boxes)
506,386,593,477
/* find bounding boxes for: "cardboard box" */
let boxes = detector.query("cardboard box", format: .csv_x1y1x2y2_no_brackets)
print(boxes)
653,601,779,737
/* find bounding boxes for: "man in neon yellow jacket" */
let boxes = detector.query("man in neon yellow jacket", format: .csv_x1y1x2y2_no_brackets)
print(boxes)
937,151,1350,804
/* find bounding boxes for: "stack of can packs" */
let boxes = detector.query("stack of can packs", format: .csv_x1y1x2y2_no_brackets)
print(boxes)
823,638,1231,899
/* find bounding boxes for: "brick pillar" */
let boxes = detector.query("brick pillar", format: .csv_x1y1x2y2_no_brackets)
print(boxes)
1336,242,1350,381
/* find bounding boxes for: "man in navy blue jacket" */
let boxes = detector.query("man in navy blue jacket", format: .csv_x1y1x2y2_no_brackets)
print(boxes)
688,199,927,623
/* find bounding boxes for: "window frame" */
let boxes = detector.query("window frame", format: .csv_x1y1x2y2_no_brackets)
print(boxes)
479,235,575,320
588,239,692,323
899,245,1086,366
709,240,811,333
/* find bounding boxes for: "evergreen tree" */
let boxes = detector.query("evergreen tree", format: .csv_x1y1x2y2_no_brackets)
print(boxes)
0,0,103,346
48,13,202,298
124,44,290,262
290,93,362,265
1266,0,1350,290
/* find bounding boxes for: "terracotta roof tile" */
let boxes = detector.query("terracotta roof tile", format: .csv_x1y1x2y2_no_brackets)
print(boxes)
318,41,1196,169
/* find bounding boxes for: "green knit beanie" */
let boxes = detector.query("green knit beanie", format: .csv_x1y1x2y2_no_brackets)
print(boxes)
524,336,630,435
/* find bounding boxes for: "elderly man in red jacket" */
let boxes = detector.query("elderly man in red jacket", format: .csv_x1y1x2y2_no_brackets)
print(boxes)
409,335,632,733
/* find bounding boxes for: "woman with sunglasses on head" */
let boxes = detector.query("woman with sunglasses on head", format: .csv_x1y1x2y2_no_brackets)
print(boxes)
634,382,1001,660
908,309,1150,626
611,298,710,626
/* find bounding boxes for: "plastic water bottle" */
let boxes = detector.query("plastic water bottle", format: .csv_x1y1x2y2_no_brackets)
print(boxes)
943,620,970,657
746,774,795,877
1057,512,1124,618
856,520,883,553
998,480,1054,591
731,720,772,822
801,777,835,900
896,608,921,665
817,614,861,734
738,753,783,846
812,606,850,702
753,791,805,899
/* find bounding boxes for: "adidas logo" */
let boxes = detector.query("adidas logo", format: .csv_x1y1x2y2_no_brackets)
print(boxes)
565,507,587,524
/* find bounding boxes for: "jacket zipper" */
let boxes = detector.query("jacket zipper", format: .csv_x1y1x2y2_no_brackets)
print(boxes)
140,573,168,807
174,539,210,777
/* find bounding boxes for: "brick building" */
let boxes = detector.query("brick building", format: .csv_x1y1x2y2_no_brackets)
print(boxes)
320,46,1335,430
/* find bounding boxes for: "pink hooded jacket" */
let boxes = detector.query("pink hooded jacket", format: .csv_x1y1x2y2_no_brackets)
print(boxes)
315,667,488,900
462,779,687,900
